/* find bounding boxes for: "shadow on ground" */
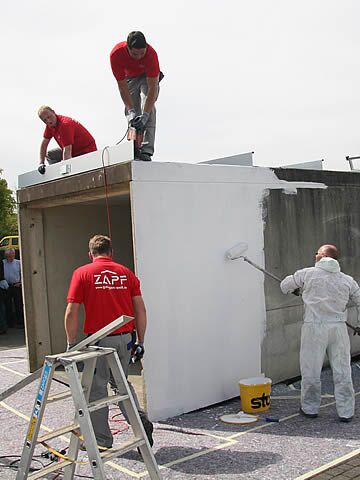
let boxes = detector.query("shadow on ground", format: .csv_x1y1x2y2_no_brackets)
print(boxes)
0,327,25,351
125,447,282,476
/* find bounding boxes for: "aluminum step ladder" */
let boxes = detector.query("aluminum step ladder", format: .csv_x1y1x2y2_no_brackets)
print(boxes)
15,346,162,480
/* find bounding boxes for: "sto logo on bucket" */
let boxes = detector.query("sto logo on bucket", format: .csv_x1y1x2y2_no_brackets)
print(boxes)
251,392,270,409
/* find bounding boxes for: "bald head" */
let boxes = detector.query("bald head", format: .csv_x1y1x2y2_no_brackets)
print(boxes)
316,244,338,262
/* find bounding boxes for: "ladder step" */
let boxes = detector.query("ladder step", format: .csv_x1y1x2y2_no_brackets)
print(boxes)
88,393,129,412
28,458,73,479
37,423,79,443
47,386,88,402
100,438,146,461
61,349,112,363
53,371,87,389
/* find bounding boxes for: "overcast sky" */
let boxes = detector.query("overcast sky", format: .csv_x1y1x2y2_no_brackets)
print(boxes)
1,0,360,190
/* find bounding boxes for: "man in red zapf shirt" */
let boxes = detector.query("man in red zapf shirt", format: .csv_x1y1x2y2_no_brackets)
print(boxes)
64,234,153,449
37,105,97,175
110,31,163,162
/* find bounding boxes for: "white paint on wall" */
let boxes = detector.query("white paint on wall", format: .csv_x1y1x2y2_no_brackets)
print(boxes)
130,161,325,420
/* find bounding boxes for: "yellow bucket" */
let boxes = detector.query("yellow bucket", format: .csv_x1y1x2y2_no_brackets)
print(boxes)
239,376,272,413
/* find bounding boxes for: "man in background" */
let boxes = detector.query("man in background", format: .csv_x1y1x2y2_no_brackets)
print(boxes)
64,234,153,449
110,31,162,161
0,259,8,334
280,244,360,422
3,248,24,328
37,106,97,174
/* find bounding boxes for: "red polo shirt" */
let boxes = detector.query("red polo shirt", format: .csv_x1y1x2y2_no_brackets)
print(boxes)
44,115,97,157
67,257,141,334
110,41,160,81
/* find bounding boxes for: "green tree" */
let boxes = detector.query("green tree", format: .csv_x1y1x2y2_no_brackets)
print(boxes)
0,170,17,237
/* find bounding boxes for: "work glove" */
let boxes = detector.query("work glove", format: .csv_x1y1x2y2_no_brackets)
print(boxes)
126,109,136,125
66,342,77,352
353,327,360,336
38,164,46,175
292,288,301,296
131,342,145,363
131,112,149,131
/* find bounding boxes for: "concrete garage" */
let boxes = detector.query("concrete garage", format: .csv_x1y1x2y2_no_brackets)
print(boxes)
17,146,360,421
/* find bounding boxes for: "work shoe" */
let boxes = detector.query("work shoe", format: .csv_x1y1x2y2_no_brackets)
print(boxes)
339,416,353,423
136,416,154,454
79,441,112,452
137,420,154,455
142,418,154,447
135,152,152,162
299,408,318,418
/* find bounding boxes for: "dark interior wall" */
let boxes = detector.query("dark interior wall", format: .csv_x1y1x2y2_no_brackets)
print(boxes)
43,198,133,355
262,169,360,381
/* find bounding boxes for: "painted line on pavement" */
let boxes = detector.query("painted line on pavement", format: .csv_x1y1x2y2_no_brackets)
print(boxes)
294,446,360,479
0,359,27,366
137,439,239,478
0,363,27,377
289,390,360,480
1,401,53,434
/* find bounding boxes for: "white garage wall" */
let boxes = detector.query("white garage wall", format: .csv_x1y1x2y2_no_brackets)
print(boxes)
130,162,325,420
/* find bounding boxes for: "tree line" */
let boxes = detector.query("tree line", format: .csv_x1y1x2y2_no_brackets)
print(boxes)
0,170,18,237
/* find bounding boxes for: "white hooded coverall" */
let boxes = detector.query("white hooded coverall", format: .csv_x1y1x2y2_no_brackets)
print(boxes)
280,257,360,419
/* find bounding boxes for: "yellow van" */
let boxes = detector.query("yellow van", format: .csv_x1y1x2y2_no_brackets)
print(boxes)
0,235,19,251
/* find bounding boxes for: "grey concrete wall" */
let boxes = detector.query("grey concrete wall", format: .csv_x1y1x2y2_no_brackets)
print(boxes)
262,169,360,381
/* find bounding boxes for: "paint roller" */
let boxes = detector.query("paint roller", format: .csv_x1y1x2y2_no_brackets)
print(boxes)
225,242,282,283
225,242,359,334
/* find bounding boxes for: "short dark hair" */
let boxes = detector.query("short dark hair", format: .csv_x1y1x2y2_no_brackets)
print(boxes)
127,31,147,49
89,235,112,256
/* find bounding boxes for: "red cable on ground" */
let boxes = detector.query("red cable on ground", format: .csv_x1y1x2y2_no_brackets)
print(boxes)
109,406,130,435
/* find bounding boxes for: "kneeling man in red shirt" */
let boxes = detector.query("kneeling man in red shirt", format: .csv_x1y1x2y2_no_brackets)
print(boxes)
38,105,97,174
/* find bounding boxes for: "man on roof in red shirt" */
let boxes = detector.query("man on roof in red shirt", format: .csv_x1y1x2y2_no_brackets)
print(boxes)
37,105,97,174
110,31,162,162
64,234,154,449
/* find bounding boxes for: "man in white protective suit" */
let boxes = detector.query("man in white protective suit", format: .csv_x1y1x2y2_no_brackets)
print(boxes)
280,244,360,422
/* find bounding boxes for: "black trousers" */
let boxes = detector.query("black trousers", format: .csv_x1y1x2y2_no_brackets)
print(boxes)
5,286,24,327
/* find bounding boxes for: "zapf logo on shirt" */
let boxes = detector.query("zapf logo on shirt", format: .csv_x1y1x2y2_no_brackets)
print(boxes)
94,270,128,290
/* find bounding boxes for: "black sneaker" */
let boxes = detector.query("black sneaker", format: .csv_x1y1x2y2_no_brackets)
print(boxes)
339,416,353,423
299,408,318,418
